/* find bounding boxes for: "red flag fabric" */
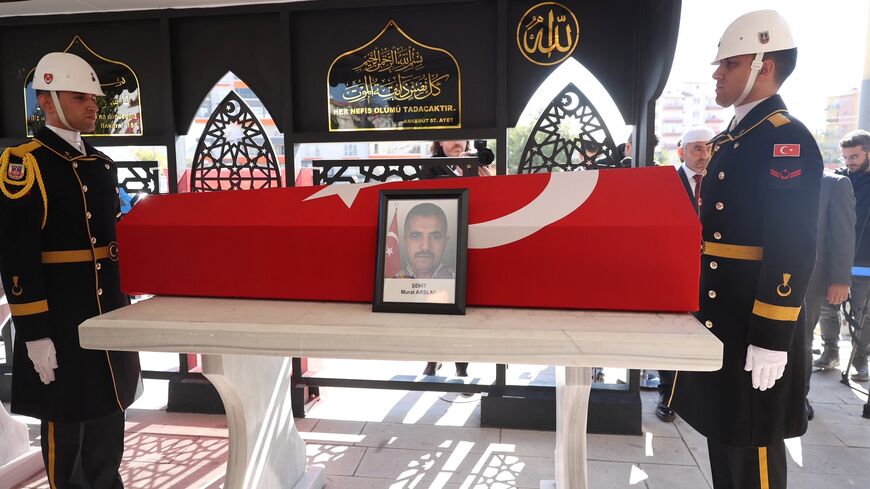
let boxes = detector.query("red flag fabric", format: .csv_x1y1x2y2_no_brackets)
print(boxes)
117,167,700,312
384,208,401,278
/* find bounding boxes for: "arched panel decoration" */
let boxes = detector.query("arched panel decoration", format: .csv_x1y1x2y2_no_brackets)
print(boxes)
518,83,621,173
190,91,281,192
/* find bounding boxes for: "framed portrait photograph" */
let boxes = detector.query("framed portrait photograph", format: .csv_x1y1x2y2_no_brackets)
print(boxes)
373,188,468,314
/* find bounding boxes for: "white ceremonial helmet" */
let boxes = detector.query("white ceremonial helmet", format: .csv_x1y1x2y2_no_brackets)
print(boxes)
32,52,104,96
32,52,103,132
712,10,796,106
680,126,716,145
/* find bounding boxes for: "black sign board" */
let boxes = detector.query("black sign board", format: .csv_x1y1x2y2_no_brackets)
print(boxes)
328,20,461,132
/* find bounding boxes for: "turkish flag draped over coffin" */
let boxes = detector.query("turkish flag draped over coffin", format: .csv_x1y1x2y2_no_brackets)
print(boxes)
118,166,700,312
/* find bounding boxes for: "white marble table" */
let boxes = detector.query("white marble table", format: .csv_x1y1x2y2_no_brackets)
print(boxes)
79,297,722,489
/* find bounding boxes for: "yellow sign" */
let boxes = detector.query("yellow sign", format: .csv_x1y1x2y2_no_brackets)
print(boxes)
328,20,461,131
517,2,580,66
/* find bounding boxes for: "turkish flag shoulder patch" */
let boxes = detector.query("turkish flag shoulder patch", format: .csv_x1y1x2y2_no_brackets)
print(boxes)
773,143,800,157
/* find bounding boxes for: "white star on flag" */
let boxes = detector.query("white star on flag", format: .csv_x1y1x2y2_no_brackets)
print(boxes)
303,181,383,208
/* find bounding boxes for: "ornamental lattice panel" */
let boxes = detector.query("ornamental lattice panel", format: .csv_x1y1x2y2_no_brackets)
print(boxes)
116,161,159,195
190,91,281,192
312,158,478,185
519,83,622,173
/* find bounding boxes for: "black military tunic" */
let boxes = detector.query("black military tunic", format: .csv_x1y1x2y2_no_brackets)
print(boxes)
0,127,140,423
670,95,822,447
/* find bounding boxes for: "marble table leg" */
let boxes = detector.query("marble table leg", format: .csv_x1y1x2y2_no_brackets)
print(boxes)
0,402,29,467
0,400,42,489
541,366,592,489
202,354,324,489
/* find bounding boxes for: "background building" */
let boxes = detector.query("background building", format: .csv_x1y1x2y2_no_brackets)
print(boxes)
818,88,861,166
654,81,728,165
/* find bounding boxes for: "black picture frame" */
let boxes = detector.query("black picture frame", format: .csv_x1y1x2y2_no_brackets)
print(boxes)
373,188,468,314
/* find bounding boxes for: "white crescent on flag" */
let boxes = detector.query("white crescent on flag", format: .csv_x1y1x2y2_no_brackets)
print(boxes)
468,170,599,249
773,144,800,157
303,170,600,250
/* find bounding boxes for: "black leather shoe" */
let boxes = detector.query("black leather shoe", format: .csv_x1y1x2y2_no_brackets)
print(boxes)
806,399,814,421
655,401,675,422
422,362,441,376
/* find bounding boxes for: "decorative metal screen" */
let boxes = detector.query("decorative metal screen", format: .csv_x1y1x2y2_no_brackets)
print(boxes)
116,160,159,195
312,158,478,185
518,83,622,173
190,91,281,192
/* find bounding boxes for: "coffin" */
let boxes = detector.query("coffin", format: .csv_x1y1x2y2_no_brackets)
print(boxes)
118,166,699,312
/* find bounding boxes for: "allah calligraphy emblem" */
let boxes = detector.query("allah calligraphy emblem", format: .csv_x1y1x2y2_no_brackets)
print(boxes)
24,35,143,137
517,2,580,66
518,83,621,173
328,20,461,131
190,91,281,192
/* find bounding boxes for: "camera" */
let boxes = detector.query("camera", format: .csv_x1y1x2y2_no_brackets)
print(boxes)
474,140,494,166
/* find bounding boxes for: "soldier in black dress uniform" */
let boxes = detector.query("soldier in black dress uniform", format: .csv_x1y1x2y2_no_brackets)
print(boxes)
668,11,822,489
0,52,141,488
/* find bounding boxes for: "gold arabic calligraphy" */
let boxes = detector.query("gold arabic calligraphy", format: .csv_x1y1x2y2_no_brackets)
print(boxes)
522,9,574,58
343,45,448,102
342,73,450,103
354,46,425,73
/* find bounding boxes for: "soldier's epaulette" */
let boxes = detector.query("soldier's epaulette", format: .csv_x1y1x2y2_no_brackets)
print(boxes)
1,140,43,190
0,140,48,227
9,140,43,158
767,113,791,127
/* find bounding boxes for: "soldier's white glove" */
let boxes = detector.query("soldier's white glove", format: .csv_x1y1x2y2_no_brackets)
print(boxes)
25,338,57,385
744,344,787,391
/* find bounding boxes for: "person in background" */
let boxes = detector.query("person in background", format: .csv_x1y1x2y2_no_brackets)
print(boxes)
835,129,870,382
655,126,715,423
421,140,491,377
804,170,854,420
427,140,492,177
619,134,633,167
675,127,716,213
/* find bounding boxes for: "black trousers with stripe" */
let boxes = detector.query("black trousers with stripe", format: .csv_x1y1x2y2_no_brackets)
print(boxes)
707,438,786,489
39,411,125,489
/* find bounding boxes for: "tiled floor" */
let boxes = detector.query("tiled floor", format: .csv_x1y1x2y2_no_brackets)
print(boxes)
6,340,870,488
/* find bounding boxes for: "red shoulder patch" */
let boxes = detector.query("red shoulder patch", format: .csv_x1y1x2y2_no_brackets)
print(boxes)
769,158,802,189
769,168,801,180
7,162,25,181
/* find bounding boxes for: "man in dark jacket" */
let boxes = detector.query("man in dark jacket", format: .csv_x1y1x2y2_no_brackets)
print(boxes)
676,126,716,212
669,10,822,489
0,52,141,488
838,129,870,381
804,171,855,419
655,126,715,423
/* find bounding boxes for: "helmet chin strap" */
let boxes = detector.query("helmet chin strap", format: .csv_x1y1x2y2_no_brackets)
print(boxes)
49,90,76,131
733,52,765,107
